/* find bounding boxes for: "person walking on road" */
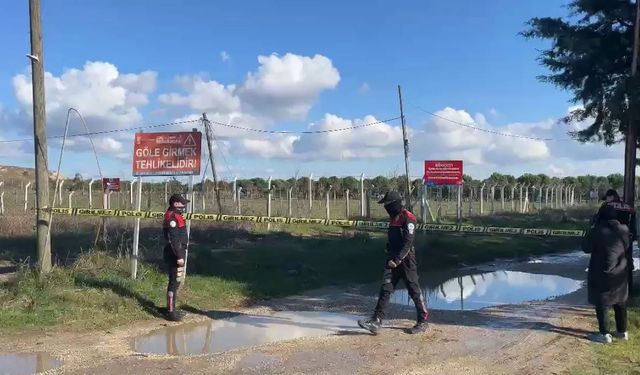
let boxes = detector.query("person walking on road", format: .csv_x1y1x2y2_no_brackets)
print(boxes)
163,194,190,322
358,191,429,335
583,204,630,343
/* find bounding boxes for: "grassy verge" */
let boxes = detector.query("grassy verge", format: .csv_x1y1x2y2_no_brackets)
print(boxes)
569,296,640,375
0,220,579,335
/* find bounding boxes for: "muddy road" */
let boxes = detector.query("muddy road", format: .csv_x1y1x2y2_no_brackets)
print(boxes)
0,251,602,375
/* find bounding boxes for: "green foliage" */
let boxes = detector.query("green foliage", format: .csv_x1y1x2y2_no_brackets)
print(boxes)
522,0,639,144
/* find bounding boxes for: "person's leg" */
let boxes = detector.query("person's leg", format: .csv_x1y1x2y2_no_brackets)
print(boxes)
595,304,609,334
360,267,401,333
402,262,428,323
614,303,628,334
373,268,402,320
167,264,178,312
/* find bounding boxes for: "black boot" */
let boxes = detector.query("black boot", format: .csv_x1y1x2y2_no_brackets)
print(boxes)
166,309,184,322
408,320,428,334
358,317,382,335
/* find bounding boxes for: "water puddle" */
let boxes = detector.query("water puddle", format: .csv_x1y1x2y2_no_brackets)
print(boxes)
133,311,360,356
387,271,583,311
0,353,62,375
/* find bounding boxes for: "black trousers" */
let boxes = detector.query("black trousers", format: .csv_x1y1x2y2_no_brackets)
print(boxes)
164,246,180,312
374,259,428,322
595,303,627,334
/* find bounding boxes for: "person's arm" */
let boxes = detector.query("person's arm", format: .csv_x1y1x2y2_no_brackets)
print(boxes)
604,227,629,274
167,215,186,260
393,215,416,264
581,228,594,254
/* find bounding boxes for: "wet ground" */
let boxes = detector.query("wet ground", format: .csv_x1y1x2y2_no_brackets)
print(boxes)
0,353,62,375
0,249,627,374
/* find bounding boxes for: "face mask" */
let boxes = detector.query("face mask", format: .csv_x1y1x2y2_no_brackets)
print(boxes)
173,204,186,214
384,200,403,217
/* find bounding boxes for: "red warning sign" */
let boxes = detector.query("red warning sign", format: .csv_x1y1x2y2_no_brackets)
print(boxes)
424,160,464,186
132,131,202,176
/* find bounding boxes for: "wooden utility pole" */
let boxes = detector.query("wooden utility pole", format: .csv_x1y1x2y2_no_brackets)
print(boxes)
29,0,51,273
624,0,640,206
202,113,223,213
398,85,412,210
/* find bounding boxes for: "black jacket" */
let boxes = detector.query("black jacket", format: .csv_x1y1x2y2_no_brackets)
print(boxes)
163,208,188,260
582,219,630,306
386,209,417,265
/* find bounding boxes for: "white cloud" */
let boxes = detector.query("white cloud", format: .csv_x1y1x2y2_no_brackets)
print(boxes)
237,53,340,120
10,61,157,136
158,77,240,113
220,51,231,63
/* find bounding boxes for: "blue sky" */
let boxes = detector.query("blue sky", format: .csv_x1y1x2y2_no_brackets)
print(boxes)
0,0,624,181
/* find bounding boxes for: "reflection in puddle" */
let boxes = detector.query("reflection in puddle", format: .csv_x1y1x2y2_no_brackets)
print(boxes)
389,271,583,311
0,353,62,375
133,311,359,356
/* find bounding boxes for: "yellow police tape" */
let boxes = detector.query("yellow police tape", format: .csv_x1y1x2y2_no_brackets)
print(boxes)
44,208,585,238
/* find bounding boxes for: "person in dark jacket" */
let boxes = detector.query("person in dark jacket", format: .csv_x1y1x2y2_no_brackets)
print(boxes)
358,191,429,335
597,189,636,295
163,194,190,322
583,204,630,343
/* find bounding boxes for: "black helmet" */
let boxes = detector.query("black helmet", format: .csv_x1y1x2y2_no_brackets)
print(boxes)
169,193,190,206
378,191,402,205
602,189,619,201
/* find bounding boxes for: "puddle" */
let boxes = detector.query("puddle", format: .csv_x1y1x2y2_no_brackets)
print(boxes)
387,271,583,311
0,353,62,375
133,311,360,356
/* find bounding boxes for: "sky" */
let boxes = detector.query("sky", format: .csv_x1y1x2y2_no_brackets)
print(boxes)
0,0,628,182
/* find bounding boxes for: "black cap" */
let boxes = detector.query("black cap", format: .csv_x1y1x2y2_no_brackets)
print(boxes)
602,189,619,201
169,193,190,205
378,191,402,204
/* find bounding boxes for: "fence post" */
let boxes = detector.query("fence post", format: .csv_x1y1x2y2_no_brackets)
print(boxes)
360,173,365,217
164,179,169,204
480,184,485,215
511,184,517,212
57,180,64,206
130,180,137,209
468,185,474,217
88,179,96,208
68,191,74,209
267,177,272,230
233,177,238,202
421,185,427,223
0,191,4,216
288,187,293,217
490,185,496,215
345,189,350,218
308,173,313,212
326,186,332,220
237,187,243,215
500,185,505,211
24,181,32,213
366,189,372,219
457,184,462,222
131,177,143,279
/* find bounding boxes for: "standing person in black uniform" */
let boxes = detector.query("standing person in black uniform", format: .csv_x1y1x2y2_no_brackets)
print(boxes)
599,189,636,295
358,191,429,335
163,194,189,322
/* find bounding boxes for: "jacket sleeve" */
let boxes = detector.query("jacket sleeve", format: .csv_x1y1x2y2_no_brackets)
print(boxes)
630,212,637,240
394,215,416,264
166,216,186,260
604,227,629,275
581,229,594,254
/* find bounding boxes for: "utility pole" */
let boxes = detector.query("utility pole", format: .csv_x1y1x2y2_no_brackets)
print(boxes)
29,0,51,273
624,0,640,206
202,113,223,213
398,85,412,210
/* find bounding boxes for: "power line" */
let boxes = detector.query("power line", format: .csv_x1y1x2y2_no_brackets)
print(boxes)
0,118,202,144
208,116,401,134
417,107,558,141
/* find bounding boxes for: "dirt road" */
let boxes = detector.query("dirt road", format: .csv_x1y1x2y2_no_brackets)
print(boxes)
0,253,597,375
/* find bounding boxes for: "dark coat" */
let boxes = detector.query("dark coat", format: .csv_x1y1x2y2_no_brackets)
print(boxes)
582,219,630,306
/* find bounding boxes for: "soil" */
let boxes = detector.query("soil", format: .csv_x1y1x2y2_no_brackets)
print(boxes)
0,252,598,375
